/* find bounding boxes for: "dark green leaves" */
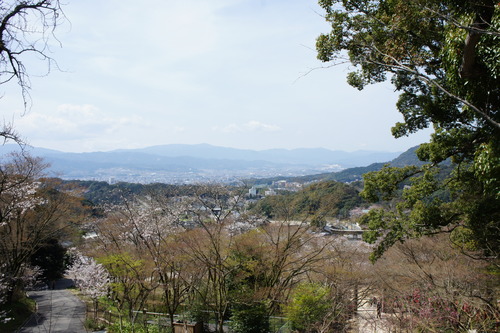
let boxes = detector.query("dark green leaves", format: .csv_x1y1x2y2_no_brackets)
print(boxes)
317,0,500,261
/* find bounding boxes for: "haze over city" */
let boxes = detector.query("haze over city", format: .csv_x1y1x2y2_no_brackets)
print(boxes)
2,0,431,153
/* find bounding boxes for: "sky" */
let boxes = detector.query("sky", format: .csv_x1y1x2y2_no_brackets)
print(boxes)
2,0,431,153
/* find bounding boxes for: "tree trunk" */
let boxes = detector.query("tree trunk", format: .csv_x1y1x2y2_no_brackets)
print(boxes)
460,1,495,78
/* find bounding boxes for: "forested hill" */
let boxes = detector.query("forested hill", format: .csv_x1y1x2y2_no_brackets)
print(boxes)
61,180,202,206
63,146,423,205
250,180,363,221
247,145,423,184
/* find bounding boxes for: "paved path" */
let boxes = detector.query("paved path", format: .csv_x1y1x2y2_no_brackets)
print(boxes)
18,278,87,333
355,302,390,333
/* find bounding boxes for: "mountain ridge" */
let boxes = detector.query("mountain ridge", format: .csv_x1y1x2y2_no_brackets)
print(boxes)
109,143,401,166
0,143,407,183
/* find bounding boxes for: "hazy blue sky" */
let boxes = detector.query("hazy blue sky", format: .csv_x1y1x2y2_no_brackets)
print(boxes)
2,0,431,153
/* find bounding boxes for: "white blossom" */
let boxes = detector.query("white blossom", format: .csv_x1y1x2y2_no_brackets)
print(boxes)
19,264,43,290
66,251,109,300
0,267,11,324
2,180,45,220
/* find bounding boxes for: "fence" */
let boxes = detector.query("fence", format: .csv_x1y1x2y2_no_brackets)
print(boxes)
86,304,290,333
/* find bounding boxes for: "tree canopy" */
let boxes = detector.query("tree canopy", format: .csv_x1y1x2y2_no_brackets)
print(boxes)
316,0,499,261
251,180,362,223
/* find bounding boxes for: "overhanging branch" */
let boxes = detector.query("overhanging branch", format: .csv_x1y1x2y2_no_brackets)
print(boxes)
366,45,500,131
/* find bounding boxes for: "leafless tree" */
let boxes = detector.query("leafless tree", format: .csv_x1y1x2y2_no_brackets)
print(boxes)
371,235,499,332
0,0,65,143
177,185,246,332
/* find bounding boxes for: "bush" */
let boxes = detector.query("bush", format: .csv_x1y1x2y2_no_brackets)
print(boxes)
84,318,106,331
229,302,269,333
108,321,160,333
283,283,332,333
0,296,36,332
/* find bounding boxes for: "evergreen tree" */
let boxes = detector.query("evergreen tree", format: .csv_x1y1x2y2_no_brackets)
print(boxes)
316,0,499,261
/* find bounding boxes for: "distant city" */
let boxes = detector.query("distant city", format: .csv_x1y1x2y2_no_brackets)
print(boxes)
93,165,344,185
0,143,403,184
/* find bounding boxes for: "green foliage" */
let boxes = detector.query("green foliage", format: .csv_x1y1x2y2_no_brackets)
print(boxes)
63,180,145,205
318,0,500,261
30,238,68,282
252,180,362,223
361,157,499,261
182,299,210,326
108,321,160,333
245,162,386,184
0,295,35,332
229,302,269,333
283,283,331,333
97,252,153,322
63,180,201,206
474,142,500,199
84,318,106,331
255,198,279,219
361,165,420,202
98,253,144,298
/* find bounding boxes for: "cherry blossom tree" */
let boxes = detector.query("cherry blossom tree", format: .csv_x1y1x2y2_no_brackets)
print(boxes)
0,262,41,324
66,250,109,319
95,185,249,331
92,194,187,327
0,153,82,302
0,268,10,324
0,153,47,300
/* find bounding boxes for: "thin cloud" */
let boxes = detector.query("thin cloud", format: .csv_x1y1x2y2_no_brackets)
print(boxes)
245,121,281,132
16,104,145,140
3,0,431,153
213,121,281,133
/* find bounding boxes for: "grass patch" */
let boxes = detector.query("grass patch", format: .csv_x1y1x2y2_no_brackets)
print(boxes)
0,296,36,333
108,321,161,333
84,318,107,331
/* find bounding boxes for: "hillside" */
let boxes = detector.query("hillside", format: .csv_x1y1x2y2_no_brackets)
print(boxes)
251,180,363,222
248,145,423,184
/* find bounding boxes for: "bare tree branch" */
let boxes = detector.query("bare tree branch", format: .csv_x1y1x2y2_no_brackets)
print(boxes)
0,1,64,144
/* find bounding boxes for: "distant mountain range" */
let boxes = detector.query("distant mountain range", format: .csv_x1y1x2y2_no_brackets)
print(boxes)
112,144,401,166
0,144,407,183
252,145,425,184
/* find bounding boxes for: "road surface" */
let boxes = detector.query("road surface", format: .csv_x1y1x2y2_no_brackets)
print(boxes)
18,278,87,333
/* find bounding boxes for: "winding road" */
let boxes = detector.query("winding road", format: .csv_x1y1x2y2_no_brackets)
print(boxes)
18,279,87,333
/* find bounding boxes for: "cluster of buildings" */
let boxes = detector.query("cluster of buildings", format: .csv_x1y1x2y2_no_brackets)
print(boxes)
248,180,305,197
